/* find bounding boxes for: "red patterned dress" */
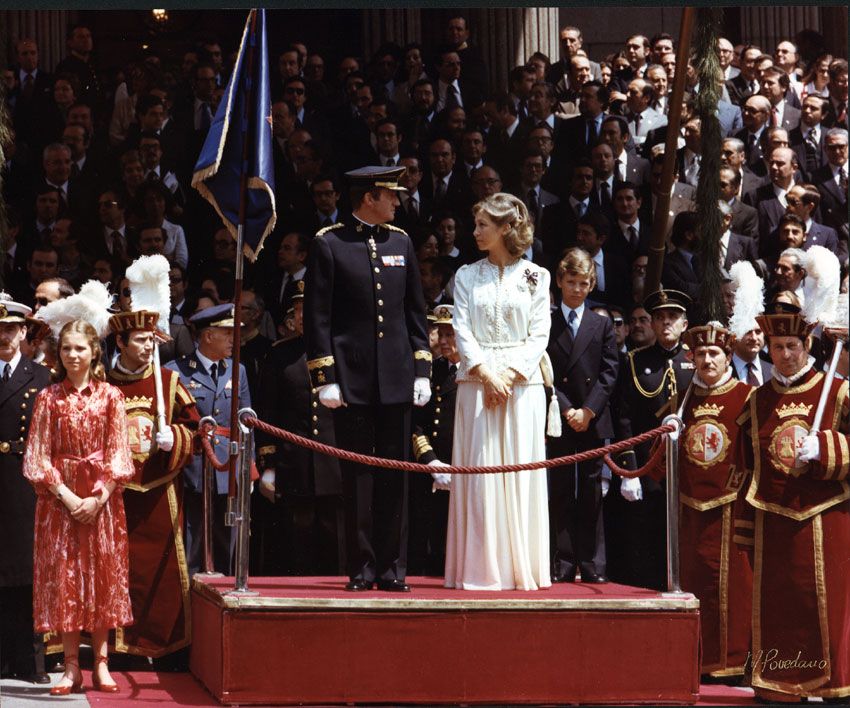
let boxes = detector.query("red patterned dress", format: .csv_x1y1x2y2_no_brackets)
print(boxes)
23,379,134,633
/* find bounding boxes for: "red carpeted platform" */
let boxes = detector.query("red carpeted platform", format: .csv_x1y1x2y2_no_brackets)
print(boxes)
190,575,702,705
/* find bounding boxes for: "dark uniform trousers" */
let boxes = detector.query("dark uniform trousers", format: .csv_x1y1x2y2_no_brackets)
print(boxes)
408,358,455,576
0,356,51,678
607,342,693,591
334,403,411,584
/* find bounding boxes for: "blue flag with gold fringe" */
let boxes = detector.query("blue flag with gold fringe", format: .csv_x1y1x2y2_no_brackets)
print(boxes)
191,8,275,262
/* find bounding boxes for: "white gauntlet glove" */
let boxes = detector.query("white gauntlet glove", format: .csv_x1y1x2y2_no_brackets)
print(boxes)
428,459,451,490
620,476,643,502
798,435,820,463
260,470,276,502
413,377,432,407
317,383,346,409
155,426,175,452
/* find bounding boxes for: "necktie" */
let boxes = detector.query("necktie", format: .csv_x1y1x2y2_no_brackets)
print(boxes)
528,189,539,220
748,133,757,155
600,180,610,205
434,178,447,204
446,84,460,110
586,118,597,144
575,201,585,219
749,81,756,94
770,106,778,128
111,231,124,257
746,362,759,387
2,363,10,383
615,159,623,182
633,112,642,135
839,167,848,193
567,309,578,340
518,98,528,120
804,130,820,174
22,74,34,100
385,157,395,167
409,197,419,217
200,102,212,132
71,162,80,178
627,225,638,249
321,216,333,228
837,101,847,124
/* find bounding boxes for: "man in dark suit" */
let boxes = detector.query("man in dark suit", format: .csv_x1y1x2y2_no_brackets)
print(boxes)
0,296,52,684
303,166,431,593
548,247,619,584
166,304,251,576
433,48,484,115
40,143,94,226
420,138,475,217
811,128,849,244
93,189,139,270
720,166,759,240
10,38,52,150
730,324,773,386
726,45,762,107
482,91,529,183
394,155,431,232
784,184,841,258
295,175,351,238
560,81,609,161
589,142,619,223
539,159,594,266
610,181,651,260
521,81,572,165
255,291,344,576
547,25,602,89
661,212,701,305
513,150,559,229
735,95,772,170
747,146,799,252
600,116,650,187
575,210,633,309
760,67,801,132
790,96,829,180
823,59,848,130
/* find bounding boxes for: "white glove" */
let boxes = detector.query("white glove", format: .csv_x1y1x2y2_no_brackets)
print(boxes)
601,478,610,498
620,476,643,502
413,377,432,407
428,459,451,491
798,434,821,463
155,426,174,452
317,383,346,409
259,470,276,502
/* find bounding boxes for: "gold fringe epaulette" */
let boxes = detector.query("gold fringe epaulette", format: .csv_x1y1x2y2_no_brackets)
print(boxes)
316,222,344,237
382,223,408,235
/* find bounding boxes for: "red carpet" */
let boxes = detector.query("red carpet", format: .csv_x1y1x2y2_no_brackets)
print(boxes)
77,671,757,706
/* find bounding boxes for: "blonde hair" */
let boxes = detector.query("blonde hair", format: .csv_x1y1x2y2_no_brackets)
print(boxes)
54,319,106,383
471,192,534,258
557,246,597,290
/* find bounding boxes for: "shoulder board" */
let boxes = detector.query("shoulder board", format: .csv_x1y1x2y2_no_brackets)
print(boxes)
271,337,299,348
626,344,652,360
383,223,408,235
316,223,344,237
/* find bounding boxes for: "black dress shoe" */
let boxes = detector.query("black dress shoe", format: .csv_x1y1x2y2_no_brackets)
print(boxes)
580,572,609,584
26,672,52,684
344,579,373,591
552,570,577,583
377,579,411,592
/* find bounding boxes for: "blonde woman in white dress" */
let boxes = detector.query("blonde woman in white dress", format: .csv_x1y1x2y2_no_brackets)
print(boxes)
444,193,552,591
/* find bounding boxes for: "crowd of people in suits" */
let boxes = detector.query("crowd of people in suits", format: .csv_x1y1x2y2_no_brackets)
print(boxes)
0,13,849,699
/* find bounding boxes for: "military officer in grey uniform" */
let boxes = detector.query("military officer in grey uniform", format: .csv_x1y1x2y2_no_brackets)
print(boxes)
0,294,51,683
304,166,432,592
166,304,251,576
410,304,457,576
608,288,694,590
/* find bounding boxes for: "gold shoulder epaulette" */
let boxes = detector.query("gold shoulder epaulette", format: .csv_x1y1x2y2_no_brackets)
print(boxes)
383,223,408,235
626,344,651,361
316,222,344,237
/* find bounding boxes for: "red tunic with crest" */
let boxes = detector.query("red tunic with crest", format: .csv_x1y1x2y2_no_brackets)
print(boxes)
23,380,135,633
651,376,754,676
740,368,850,699
106,364,198,657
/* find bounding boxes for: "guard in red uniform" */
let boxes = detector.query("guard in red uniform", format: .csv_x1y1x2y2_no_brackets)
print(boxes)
739,302,850,703
651,322,754,679
107,310,199,659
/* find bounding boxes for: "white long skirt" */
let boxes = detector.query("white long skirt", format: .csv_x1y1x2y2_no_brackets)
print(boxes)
444,381,551,591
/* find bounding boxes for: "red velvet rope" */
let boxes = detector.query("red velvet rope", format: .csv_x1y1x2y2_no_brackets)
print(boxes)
603,437,666,479
199,421,229,471
237,415,675,475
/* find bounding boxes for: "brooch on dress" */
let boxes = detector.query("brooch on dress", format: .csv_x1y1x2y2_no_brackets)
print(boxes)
522,268,538,294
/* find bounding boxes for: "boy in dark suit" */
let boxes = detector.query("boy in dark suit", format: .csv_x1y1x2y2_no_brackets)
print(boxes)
547,247,619,583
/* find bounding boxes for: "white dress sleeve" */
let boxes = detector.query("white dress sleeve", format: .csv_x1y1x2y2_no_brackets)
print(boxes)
452,264,487,373
505,267,551,381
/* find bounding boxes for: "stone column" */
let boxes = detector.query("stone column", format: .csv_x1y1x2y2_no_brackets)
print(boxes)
475,8,559,92
740,6,820,53
1,10,76,72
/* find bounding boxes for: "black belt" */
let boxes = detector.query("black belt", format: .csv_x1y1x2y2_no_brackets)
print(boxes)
0,440,25,454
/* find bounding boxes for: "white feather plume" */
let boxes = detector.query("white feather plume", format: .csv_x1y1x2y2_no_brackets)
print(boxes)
124,255,172,335
823,292,849,330
728,260,764,340
801,246,840,326
38,280,113,338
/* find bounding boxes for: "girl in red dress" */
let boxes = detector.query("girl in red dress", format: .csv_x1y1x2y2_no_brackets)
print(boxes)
23,320,134,695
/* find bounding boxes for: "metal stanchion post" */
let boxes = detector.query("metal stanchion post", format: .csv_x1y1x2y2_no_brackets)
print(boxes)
229,408,258,595
198,416,223,577
662,414,685,595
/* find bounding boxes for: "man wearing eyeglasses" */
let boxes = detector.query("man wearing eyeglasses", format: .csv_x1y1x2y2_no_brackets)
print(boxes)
282,75,329,149
735,95,772,168
95,189,138,269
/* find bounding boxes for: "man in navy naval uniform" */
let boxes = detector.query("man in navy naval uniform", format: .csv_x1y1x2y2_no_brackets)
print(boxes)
304,166,432,592
0,294,51,684
166,304,251,576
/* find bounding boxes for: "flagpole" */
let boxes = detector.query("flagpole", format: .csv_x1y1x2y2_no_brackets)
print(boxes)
227,8,258,508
